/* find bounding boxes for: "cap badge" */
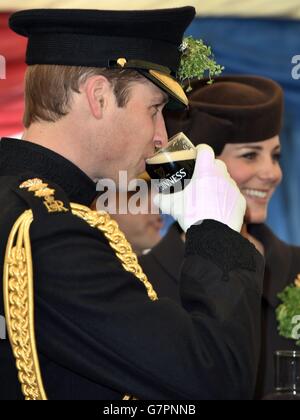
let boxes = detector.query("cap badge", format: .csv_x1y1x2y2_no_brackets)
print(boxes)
117,58,127,68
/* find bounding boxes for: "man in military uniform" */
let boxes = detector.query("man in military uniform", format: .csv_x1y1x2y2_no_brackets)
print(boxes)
0,7,264,400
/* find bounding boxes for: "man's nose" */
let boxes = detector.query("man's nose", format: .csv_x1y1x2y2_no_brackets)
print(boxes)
153,114,168,150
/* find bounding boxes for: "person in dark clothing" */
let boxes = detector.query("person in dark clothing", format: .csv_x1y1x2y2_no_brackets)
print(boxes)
0,9,264,400
94,178,163,257
141,75,300,399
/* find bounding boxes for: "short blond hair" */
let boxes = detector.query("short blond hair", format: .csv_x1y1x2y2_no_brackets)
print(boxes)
23,65,144,128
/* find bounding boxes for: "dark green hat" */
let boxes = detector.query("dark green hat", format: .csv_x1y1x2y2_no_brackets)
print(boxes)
9,7,196,109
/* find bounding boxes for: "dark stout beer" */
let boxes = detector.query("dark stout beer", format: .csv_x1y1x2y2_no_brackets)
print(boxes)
146,149,196,194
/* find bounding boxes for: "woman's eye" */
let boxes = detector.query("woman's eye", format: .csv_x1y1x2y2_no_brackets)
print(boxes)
273,153,281,162
241,153,257,161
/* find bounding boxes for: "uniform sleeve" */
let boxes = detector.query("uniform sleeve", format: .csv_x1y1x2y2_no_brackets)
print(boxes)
31,212,264,400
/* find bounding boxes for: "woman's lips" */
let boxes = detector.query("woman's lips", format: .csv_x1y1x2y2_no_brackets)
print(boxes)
242,188,273,202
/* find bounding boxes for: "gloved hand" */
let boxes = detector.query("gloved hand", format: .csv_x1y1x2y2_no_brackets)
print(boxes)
154,144,246,233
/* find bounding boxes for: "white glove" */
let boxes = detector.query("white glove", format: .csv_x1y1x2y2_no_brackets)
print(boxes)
154,144,246,233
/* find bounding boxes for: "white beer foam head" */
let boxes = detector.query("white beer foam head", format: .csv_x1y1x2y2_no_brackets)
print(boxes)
146,149,196,165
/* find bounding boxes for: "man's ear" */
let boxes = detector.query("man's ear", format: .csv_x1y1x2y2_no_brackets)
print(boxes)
84,75,111,119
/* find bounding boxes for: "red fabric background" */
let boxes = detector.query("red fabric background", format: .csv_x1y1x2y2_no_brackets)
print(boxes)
0,13,26,136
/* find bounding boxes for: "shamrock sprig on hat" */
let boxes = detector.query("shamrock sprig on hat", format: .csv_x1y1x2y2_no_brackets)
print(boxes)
276,275,300,346
178,36,224,92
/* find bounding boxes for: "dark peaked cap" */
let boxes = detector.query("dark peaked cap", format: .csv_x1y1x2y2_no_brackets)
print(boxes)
9,7,196,109
165,75,284,154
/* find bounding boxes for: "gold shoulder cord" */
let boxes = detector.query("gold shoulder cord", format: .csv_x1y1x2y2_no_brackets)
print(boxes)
71,204,158,302
3,210,46,400
3,185,158,401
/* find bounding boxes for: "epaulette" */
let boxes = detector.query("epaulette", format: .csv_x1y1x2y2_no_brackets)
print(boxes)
3,177,157,401
15,177,71,218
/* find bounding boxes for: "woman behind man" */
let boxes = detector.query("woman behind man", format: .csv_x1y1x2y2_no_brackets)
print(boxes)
140,75,300,399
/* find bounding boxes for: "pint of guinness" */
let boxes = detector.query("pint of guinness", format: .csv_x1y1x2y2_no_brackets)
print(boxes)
146,133,196,194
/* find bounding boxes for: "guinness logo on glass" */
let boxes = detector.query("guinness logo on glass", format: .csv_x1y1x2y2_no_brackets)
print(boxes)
146,133,196,194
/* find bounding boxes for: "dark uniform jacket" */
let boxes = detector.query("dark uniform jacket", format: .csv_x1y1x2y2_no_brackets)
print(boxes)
0,138,264,400
140,223,300,399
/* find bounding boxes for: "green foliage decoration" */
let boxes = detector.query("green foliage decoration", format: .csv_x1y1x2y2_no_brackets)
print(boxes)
276,276,300,346
178,36,224,91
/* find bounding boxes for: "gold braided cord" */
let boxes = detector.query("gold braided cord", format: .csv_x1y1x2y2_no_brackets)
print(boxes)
4,203,157,400
70,203,158,302
3,210,47,400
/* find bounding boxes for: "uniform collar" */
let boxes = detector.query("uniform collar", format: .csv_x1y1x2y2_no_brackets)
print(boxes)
0,138,97,206
248,224,293,308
